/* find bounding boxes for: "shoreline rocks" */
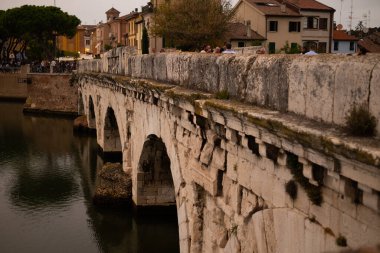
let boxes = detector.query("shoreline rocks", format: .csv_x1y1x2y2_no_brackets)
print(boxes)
93,162,132,206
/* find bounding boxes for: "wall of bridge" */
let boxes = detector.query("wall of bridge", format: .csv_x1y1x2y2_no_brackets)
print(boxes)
79,48,380,134
77,73,380,253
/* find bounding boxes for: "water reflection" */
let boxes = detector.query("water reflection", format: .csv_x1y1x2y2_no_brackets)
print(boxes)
0,102,179,253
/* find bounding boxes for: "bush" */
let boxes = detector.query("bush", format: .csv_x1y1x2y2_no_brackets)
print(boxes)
215,89,230,99
345,104,377,136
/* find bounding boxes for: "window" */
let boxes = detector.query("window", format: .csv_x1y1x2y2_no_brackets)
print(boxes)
350,41,355,51
334,41,339,51
238,41,245,47
268,42,276,54
85,39,90,46
289,22,301,32
319,18,328,30
269,21,278,32
318,42,327,53
305,16,318,29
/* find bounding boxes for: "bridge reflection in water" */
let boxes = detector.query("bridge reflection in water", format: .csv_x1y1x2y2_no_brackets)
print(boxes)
0,101,179,253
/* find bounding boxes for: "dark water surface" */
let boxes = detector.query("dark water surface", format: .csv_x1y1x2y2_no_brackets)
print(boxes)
0,102,179,253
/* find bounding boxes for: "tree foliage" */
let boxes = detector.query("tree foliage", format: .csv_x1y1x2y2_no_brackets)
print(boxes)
0,5,80,61
151,0,235,51
142,25,149,54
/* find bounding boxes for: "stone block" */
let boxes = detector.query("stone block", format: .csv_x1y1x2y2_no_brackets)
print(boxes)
244,124,260,138
333,58,373,126
250,166,263,197
223,233,241,253
272,177,287,208
340,159,380,192
369,61,380,134
324,174,340,192
251,211,268,253
258,143,266,157
294,184,310,214
322,187,339,208
200,142,214,165
237,159,252,190
225,141,238,155
226,128,236,142
261,132,281,147
362,191,380,212
357,204,380,230
304,218,325,253
238,146,256,164
260,157,275,175
310,202,331,229
261,172,274,205
226,152,238,181
210,147,226,170
305,149,334,171
337,193,357,218
245,55,289,111
240,188,258,218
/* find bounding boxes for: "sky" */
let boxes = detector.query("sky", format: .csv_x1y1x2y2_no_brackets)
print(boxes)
0,0,379,29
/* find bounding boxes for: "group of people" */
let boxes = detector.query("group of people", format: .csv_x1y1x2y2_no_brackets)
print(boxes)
30,60,77,73
200,42,236,54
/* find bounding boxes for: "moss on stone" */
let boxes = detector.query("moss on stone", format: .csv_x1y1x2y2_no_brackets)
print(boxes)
165,89,209,106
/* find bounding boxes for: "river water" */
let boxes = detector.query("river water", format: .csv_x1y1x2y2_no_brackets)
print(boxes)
0,102,179,253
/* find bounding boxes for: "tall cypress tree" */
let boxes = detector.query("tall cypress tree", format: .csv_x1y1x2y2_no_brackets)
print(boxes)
142,26,149,54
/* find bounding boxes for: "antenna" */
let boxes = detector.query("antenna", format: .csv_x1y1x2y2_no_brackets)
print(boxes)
368,10,371,28
349,0,353,31
340,0,343,25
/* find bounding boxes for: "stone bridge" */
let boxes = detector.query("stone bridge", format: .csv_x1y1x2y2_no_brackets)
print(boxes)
75,48,380,253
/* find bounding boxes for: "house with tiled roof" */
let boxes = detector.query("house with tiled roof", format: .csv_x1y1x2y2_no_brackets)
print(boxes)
226,22,266,48
332,29,358,54
234,0,335,53
358,32,380,53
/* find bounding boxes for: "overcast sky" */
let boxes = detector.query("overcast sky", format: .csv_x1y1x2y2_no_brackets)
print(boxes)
0,0,379,29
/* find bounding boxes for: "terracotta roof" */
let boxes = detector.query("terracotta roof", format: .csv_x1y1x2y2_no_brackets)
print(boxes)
226,23,266,41
106,7,120,14
245,0,301,16
358,32,380,53
333,30,358,41
284,0,334,11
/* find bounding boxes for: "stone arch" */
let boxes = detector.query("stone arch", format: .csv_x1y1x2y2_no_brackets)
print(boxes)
135,134,175,206
102,107,122,156
88,96,96,129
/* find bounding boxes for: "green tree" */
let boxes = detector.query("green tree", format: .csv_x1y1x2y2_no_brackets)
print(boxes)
142,25,149,54
0,5,80,61
151,0,235,51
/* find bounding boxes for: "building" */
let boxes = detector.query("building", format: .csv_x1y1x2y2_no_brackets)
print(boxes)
142,2,164,53
226,22,266,48
234,0,335,53
358,32,380,53
332,29,358,54
57,25,96,56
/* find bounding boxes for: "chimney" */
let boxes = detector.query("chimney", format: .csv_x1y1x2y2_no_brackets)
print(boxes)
280,4,286,13
246,20,252,38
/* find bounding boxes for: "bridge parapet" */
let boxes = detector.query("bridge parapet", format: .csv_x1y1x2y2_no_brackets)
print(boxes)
79,51,380,135
77,73,380,252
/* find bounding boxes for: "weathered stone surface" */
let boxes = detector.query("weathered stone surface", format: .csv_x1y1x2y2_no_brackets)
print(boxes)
93,162,132,205
24,73,77,115
77,53,380,253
